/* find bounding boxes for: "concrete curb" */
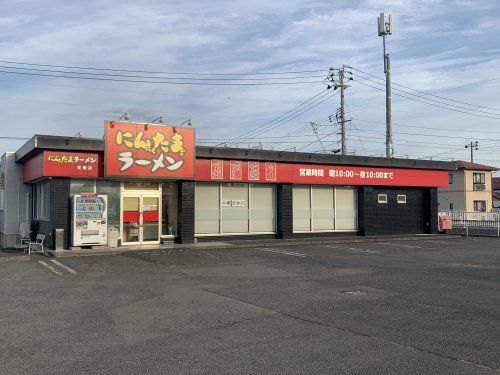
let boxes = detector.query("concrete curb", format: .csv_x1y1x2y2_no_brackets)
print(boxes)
0,255,31,263
48,234,458,258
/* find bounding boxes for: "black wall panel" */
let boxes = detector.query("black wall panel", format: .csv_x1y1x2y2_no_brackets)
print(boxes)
177,180,195,243
360,186,426,236
277,184,293,239
423,187,438,234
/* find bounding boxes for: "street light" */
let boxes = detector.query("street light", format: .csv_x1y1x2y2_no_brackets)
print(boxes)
151,116,165,124
179,119,192,127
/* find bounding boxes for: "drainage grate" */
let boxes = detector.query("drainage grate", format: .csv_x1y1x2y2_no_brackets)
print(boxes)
343,290,368,296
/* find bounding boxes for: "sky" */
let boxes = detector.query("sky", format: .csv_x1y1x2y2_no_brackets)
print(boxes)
1,0,499,173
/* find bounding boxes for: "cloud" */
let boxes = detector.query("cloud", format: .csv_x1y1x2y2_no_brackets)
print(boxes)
0,0,498,166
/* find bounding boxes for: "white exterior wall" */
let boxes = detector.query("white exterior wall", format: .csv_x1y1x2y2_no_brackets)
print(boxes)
438,171,465,211
0,153,30,248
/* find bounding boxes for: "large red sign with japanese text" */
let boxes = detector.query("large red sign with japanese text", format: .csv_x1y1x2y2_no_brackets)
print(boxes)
196,159,449,187
104,121,195,179
23,150,102,182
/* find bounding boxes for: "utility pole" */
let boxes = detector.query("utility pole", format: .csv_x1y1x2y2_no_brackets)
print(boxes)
465,141,479,162
378,13,393,158
326,66,351,155
339,66,346,155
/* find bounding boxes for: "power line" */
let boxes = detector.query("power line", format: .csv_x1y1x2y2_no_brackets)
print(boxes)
344,74,500,116
222,89,329,144
0,69,324,86
353,72,500,117
223,89,335,145
353,78,500,120
351,67,500,112
201,130,500,150
343,133,498,149
200,132,334,142
0,59,327,76
295,129,339,152
236,91,339,143
0,93,346,123
421,146,480,159
0,77,306,104
349,126,500,142
0,136,30,140
0,96,302,121
351,117,500,134
0,64,325,81
346,103,366,153
353,73,500,117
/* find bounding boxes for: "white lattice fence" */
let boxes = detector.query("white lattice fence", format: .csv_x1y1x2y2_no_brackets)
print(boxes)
440,211,500,237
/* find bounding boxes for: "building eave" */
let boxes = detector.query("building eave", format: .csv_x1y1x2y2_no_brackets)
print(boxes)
15,134,456,171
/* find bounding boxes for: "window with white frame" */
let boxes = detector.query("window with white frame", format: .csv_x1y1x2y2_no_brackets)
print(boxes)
397,194,407,204
34,180,50,220
221,183,249,233
292,185,357,232
195,182,276,235
378,194,388,204
292,185,312,231
336,187,357,230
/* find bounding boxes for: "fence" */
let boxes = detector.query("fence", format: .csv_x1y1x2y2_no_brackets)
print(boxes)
440,211,500,237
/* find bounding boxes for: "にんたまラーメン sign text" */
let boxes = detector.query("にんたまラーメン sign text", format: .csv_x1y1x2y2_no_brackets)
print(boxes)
104,121,195,179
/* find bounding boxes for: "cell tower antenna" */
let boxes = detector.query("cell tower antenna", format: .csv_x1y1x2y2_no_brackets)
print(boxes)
378,12,393,158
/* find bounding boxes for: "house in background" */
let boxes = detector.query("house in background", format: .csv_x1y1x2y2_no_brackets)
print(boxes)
438,160,498,212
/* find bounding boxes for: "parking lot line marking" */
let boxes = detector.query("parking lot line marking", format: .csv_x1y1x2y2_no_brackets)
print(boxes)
317,244,341,249
316,244,379,253
38,260,62,275
348,247,380,253
377,242,422,249
256,248,307,257
259,248,307,257
51,260,77,274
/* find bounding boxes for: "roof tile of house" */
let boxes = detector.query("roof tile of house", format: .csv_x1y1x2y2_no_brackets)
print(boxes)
456,160,499,171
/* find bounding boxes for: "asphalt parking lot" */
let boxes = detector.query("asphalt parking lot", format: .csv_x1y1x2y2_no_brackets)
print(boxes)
1,236,499,374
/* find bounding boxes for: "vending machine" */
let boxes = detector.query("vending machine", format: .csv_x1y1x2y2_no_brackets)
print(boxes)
72,194,108,246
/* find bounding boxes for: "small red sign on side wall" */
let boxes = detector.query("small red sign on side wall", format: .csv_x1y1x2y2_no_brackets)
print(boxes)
23,150,102,182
